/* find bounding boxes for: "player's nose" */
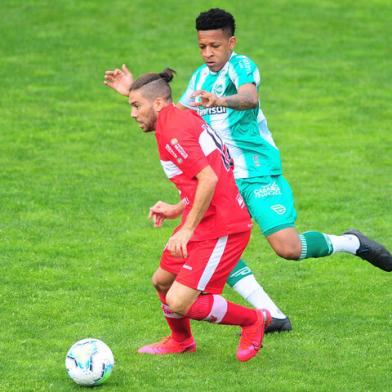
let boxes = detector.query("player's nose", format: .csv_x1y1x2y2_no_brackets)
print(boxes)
203,47,213,58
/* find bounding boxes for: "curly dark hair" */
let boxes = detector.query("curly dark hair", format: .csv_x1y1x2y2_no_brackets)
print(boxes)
195,8,236,37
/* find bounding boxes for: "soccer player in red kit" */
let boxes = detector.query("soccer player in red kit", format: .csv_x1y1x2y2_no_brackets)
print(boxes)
127,67,271,362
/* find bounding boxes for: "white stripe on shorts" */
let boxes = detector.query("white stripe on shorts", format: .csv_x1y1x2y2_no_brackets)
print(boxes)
197,235,228,292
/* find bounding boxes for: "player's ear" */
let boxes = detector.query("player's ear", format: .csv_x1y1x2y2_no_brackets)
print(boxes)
153,97,166,112
228,36,237,50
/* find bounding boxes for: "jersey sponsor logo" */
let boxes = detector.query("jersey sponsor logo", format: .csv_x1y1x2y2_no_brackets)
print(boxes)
237,56,252,73
170,138,189,160
165,144,178,159
198,106,227,117
271,204,286,215
254,182,282,198
174,144,188,159
160,160,183,179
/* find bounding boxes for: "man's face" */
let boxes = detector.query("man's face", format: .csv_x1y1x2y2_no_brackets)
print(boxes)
197,29,236,72
129,90,157,132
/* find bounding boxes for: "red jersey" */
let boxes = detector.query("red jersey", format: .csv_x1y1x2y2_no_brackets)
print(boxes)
155,104,252,241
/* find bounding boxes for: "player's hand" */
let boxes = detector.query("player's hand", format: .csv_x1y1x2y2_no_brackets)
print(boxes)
148,201,184,228
167,227,194,258
104,64,134,96
189,90,223,108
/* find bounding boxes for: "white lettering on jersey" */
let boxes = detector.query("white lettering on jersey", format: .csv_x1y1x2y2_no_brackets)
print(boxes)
198,106,227,116
160,160,183,179
173,143,188,159
165,144,178,159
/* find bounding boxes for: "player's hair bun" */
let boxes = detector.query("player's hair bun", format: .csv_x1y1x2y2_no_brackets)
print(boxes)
159,68,176,83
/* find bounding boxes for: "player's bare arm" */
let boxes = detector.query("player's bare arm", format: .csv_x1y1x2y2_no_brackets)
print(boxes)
167,165,218,258
148,200,185,228
104,64,134,96
190,83,258,110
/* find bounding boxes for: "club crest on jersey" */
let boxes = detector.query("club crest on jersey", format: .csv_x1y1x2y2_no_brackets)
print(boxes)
213,83,224,96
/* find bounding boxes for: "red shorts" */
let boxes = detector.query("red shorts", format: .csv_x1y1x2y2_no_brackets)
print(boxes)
160,230,251,294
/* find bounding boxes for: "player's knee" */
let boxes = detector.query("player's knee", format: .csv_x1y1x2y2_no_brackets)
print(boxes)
151,273,171,293
165,293,187,316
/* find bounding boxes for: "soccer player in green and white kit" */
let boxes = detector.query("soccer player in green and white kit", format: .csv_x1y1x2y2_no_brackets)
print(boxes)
104,8,392,332
179,9,392,269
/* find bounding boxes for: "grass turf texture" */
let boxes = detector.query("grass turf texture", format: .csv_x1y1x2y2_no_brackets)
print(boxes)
1,0,391,391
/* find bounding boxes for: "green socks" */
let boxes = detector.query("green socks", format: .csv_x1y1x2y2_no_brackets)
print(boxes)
299,231,333,259
227,258,253,287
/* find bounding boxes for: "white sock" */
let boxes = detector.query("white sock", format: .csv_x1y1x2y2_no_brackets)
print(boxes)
232,275,286,319
327,234,360,254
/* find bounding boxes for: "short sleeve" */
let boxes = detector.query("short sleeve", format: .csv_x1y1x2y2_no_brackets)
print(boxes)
229,55,260,89
179,73,197,109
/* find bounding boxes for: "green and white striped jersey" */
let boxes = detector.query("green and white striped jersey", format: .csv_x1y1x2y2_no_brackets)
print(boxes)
180,52,282,179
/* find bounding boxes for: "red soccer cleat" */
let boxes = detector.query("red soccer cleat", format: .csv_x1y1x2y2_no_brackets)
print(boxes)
138,336,196,355
236,309,272,362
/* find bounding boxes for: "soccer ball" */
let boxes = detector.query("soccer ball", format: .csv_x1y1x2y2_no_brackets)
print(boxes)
65,338,115,386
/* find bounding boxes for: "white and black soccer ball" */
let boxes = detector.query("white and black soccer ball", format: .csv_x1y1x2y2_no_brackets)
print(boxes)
65,338,114,386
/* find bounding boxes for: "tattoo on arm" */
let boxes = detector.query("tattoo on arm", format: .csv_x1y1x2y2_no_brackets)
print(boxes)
224,92,258,110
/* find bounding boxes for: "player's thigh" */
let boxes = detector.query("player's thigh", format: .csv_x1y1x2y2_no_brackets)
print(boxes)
175,231,251,295
238,175,297,237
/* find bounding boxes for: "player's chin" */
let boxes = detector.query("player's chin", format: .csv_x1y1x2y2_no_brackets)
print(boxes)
138,122,150,132
205,62,216,70
206,62,225,72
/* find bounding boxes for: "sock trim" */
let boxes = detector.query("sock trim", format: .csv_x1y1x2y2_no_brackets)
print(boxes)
162,304,184,319
204,294,227,323
323,233,333,254
299,233,307,259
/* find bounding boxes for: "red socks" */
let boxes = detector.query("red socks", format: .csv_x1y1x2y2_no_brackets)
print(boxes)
157,291,258,342
185,294,257,326
158,292,192,342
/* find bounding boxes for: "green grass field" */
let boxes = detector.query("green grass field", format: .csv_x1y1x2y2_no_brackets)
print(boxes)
1,1,391,391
